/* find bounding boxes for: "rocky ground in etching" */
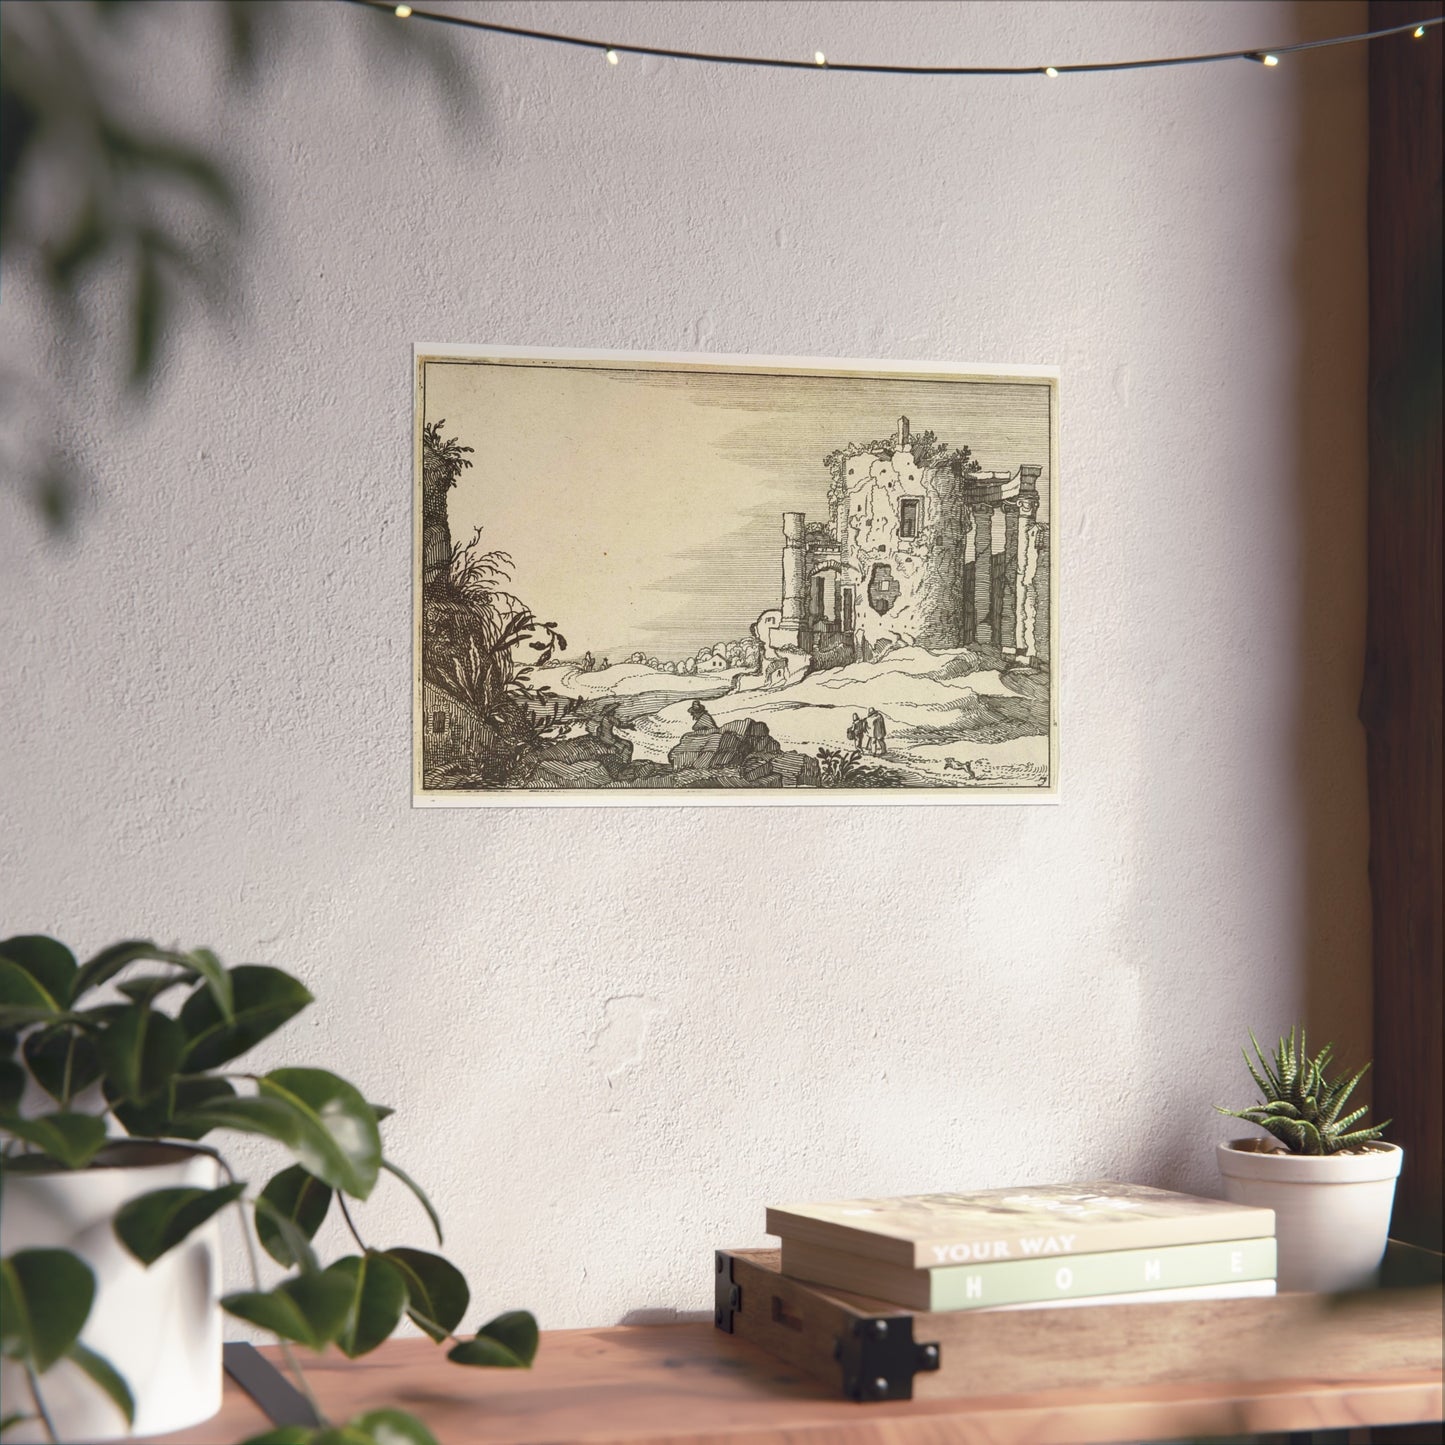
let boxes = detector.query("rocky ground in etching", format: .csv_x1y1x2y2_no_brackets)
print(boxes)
527,644,1049,790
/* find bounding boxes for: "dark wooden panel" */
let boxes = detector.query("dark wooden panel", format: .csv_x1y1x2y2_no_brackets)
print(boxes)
1365,0,1444,1293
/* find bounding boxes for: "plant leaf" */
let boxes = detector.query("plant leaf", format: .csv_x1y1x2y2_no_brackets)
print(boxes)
258,1070,381,1200
326,1253,407,1359
115,974,191,1007
0,1060,25,1114
0,961,60,1027
157,1076,240,1140
237,1431,314,1445
113,1182,245,1266
351,1408,441,1445
23,1027,102,1102
0,1112,108,1168
0,1414,36,1435
380,1158,442,1246
252,1196,321,1277
382,1248,468,1342
179,966,312,1071
222,1272,353,1351
177,1083,378,1200
171,1094,309,1156
106,1073,226,1140
447,1310,538,1368
256,1165,332,1268
1333,1121,1392,1150
181,948,233,1022
0,937,77,1008
97,1005,187,1103
72,941,186,1000
67,1341,135,1426
0,1248,95,1371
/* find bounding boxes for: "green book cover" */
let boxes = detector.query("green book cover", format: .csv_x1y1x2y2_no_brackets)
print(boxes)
779,1235,1278,1311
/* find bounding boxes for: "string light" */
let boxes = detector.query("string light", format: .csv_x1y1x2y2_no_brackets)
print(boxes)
340,2,1443,78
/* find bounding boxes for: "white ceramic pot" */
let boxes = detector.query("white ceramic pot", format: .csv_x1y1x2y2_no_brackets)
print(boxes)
1216,1137,1403,1293
0,1141,224,1442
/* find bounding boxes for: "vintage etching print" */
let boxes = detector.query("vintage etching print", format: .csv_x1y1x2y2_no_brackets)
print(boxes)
414,349,1058,806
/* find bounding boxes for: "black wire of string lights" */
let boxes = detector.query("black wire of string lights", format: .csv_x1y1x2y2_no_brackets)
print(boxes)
341,0,1441,76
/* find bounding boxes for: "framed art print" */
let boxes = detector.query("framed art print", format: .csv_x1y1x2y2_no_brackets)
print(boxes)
414,347,1058,806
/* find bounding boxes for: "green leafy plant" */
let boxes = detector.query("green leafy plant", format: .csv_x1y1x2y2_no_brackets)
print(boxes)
1216,1025,1391,1156
0,934,536,1445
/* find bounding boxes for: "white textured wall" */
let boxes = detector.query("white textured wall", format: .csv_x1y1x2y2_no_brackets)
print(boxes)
0,1,1369,1330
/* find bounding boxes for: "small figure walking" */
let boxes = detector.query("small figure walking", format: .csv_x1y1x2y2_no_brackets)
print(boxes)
846,712,867,752
866,707,887,757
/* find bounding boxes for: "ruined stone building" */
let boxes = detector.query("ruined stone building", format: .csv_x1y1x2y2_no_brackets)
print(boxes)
763,417,1049,669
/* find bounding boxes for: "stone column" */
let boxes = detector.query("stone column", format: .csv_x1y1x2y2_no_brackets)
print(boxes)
1012,491,1041,663
999,501,1021,658
972,504,995,644
779,512,808,649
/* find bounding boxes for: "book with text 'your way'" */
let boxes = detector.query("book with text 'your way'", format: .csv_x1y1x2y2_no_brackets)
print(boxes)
778,1234,1278,1311
766,1181,1275,1270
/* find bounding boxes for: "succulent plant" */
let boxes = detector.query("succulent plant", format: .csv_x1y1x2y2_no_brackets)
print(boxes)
1217,1026,1391,1156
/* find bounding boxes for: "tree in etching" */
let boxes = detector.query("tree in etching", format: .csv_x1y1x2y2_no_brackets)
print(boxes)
420,422,568,786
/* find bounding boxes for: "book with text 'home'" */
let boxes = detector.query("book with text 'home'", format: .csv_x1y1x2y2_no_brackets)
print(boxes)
765,1181,1275,1270
981,1278,1276,1310
778,1234,1278,1311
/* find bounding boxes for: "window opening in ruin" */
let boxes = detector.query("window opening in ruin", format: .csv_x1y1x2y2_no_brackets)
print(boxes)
898,497,921,538
841,585,855,634
432,711,447,734
812,574,825,619
868,564,901,616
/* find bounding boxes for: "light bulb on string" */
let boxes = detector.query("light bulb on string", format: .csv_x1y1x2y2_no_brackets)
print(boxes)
605,49,619,65
1044,66,1059,78
1414,26,1426,38
814,51,826,67
393,3,411,15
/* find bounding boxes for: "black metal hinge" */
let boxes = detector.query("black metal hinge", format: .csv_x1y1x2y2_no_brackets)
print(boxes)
714,1250,742,1332
833,1313,941,1401
222,1341,320,1427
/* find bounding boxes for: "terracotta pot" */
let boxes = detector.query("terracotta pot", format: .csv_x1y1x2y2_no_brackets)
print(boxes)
0,1141,224,1441
1216,1137,1403,1293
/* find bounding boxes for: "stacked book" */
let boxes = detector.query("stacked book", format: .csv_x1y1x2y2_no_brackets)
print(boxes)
766,1181,1277,1312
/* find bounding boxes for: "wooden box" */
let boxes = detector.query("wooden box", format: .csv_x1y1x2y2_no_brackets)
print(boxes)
715,1243,1445,1404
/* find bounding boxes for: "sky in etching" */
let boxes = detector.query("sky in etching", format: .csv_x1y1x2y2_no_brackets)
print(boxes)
424,360,1052,660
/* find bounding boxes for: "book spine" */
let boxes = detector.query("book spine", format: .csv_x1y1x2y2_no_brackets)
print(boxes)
930,1237,1277,1310
982,1278,1277,1311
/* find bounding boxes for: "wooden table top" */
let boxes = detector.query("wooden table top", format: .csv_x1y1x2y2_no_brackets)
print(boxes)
150,1320,1444,1445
